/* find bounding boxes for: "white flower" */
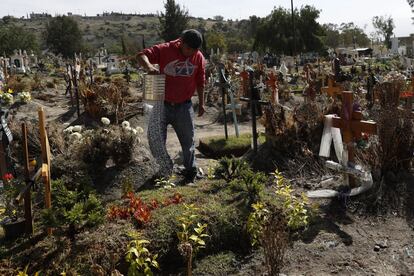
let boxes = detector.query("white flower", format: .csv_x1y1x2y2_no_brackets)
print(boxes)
70,132,82,141
135,126,144,134
124,126,132,132
121,121,130,128
18,91,31,103
72,125,82,133
101,117,110,125
131,128,138,135
64,126,74,133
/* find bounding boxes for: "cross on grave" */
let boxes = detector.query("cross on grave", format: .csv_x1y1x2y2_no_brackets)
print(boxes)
240,69,270,153
240,70,249,98
400,76,414,112
303,64,317,102
322,76,342,98
331,91,377,188
214,63,240,139
266,71,279,104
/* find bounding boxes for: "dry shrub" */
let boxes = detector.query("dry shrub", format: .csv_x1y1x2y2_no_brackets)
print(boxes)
80,79,130,123
261,211,289,276
5,75,29,92
46,81,56,88
9,119,66,160
372,77,413,173
31,73,45,91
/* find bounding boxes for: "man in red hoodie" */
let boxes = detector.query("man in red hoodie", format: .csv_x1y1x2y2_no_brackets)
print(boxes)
137,29,205,183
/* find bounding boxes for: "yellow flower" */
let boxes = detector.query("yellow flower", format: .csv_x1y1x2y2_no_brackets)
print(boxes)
7,88,13,94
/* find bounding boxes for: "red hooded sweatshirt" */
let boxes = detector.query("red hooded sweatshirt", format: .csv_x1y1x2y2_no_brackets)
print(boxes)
140,39,206,103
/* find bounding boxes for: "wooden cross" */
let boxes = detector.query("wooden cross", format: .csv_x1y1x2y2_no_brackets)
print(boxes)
400,76,414,112
240,70,249,98
38,107,52,235
266,71,279,104
331,91,377,188
322,76,342,98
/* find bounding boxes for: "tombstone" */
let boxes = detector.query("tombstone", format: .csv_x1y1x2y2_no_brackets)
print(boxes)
279,62,288,79
106,54,121,75
10,49,26,74
391,36,399,55
251,51,259,63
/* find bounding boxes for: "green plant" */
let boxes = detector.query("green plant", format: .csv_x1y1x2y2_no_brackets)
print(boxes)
214,156,249,182
206,161,217,180
1,173,25,223
246,202,288,275
155,174,176,189
16,264,40,276
125,232,159,276
274,170,311,230
41,179,105,238
246,202,270,246
177,204,209,276
230,168,267,205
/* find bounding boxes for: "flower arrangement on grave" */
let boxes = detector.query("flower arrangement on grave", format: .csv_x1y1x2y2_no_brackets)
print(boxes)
63,118,144,169
0,88,14,105
17,91,32,103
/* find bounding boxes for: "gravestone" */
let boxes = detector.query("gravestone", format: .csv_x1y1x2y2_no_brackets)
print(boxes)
10,49,26,74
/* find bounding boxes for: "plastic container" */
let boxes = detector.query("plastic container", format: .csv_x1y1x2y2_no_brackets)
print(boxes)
143,74,166,102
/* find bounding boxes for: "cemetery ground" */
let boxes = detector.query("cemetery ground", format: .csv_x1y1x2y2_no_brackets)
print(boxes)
0,64,413,276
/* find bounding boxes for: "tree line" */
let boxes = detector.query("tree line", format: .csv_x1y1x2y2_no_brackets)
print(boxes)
0,0,402,59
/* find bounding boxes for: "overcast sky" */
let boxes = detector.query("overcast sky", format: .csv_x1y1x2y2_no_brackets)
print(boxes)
0,0,412,36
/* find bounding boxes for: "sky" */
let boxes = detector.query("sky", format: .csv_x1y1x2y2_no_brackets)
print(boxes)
0,0,412,37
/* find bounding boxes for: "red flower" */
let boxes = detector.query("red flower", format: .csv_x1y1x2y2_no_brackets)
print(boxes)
4,173,13,181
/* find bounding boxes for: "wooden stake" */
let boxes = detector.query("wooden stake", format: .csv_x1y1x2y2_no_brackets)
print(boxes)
22,123,33,235
38,107,52,235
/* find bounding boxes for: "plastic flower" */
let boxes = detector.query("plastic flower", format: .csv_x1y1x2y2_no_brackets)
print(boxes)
124,126,132,132
1,93,14,105
72,125,82,133
3,173,13,181
70,132,82,141
136,126,144,134
121,121,130,128
18,91,31,103
63,126,74,133
101,117,110,125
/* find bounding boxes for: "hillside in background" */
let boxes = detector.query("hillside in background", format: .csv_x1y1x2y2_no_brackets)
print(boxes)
11,14,228,55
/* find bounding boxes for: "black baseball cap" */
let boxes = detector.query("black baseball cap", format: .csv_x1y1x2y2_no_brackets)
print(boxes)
181,29,203,50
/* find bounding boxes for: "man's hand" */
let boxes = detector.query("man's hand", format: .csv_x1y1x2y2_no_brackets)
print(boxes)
137,53,159,74
146,64,160,75
198,104,205,117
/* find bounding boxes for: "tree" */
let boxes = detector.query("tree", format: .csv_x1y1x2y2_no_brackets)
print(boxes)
372,15,395,49
321,24,340,49
205,31,227,53
45,16,83,58
254,5,324,54
0,24,38,56
339,22,370,48
159,0,189,42
408,0,414,23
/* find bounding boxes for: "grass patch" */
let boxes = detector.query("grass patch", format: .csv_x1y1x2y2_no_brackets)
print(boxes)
193,251,238,275
198,133,265,158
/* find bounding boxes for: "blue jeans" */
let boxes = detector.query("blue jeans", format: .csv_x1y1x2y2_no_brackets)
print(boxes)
161,100,196,174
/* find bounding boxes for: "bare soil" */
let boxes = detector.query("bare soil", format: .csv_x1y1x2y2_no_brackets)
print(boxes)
2,82,414,275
